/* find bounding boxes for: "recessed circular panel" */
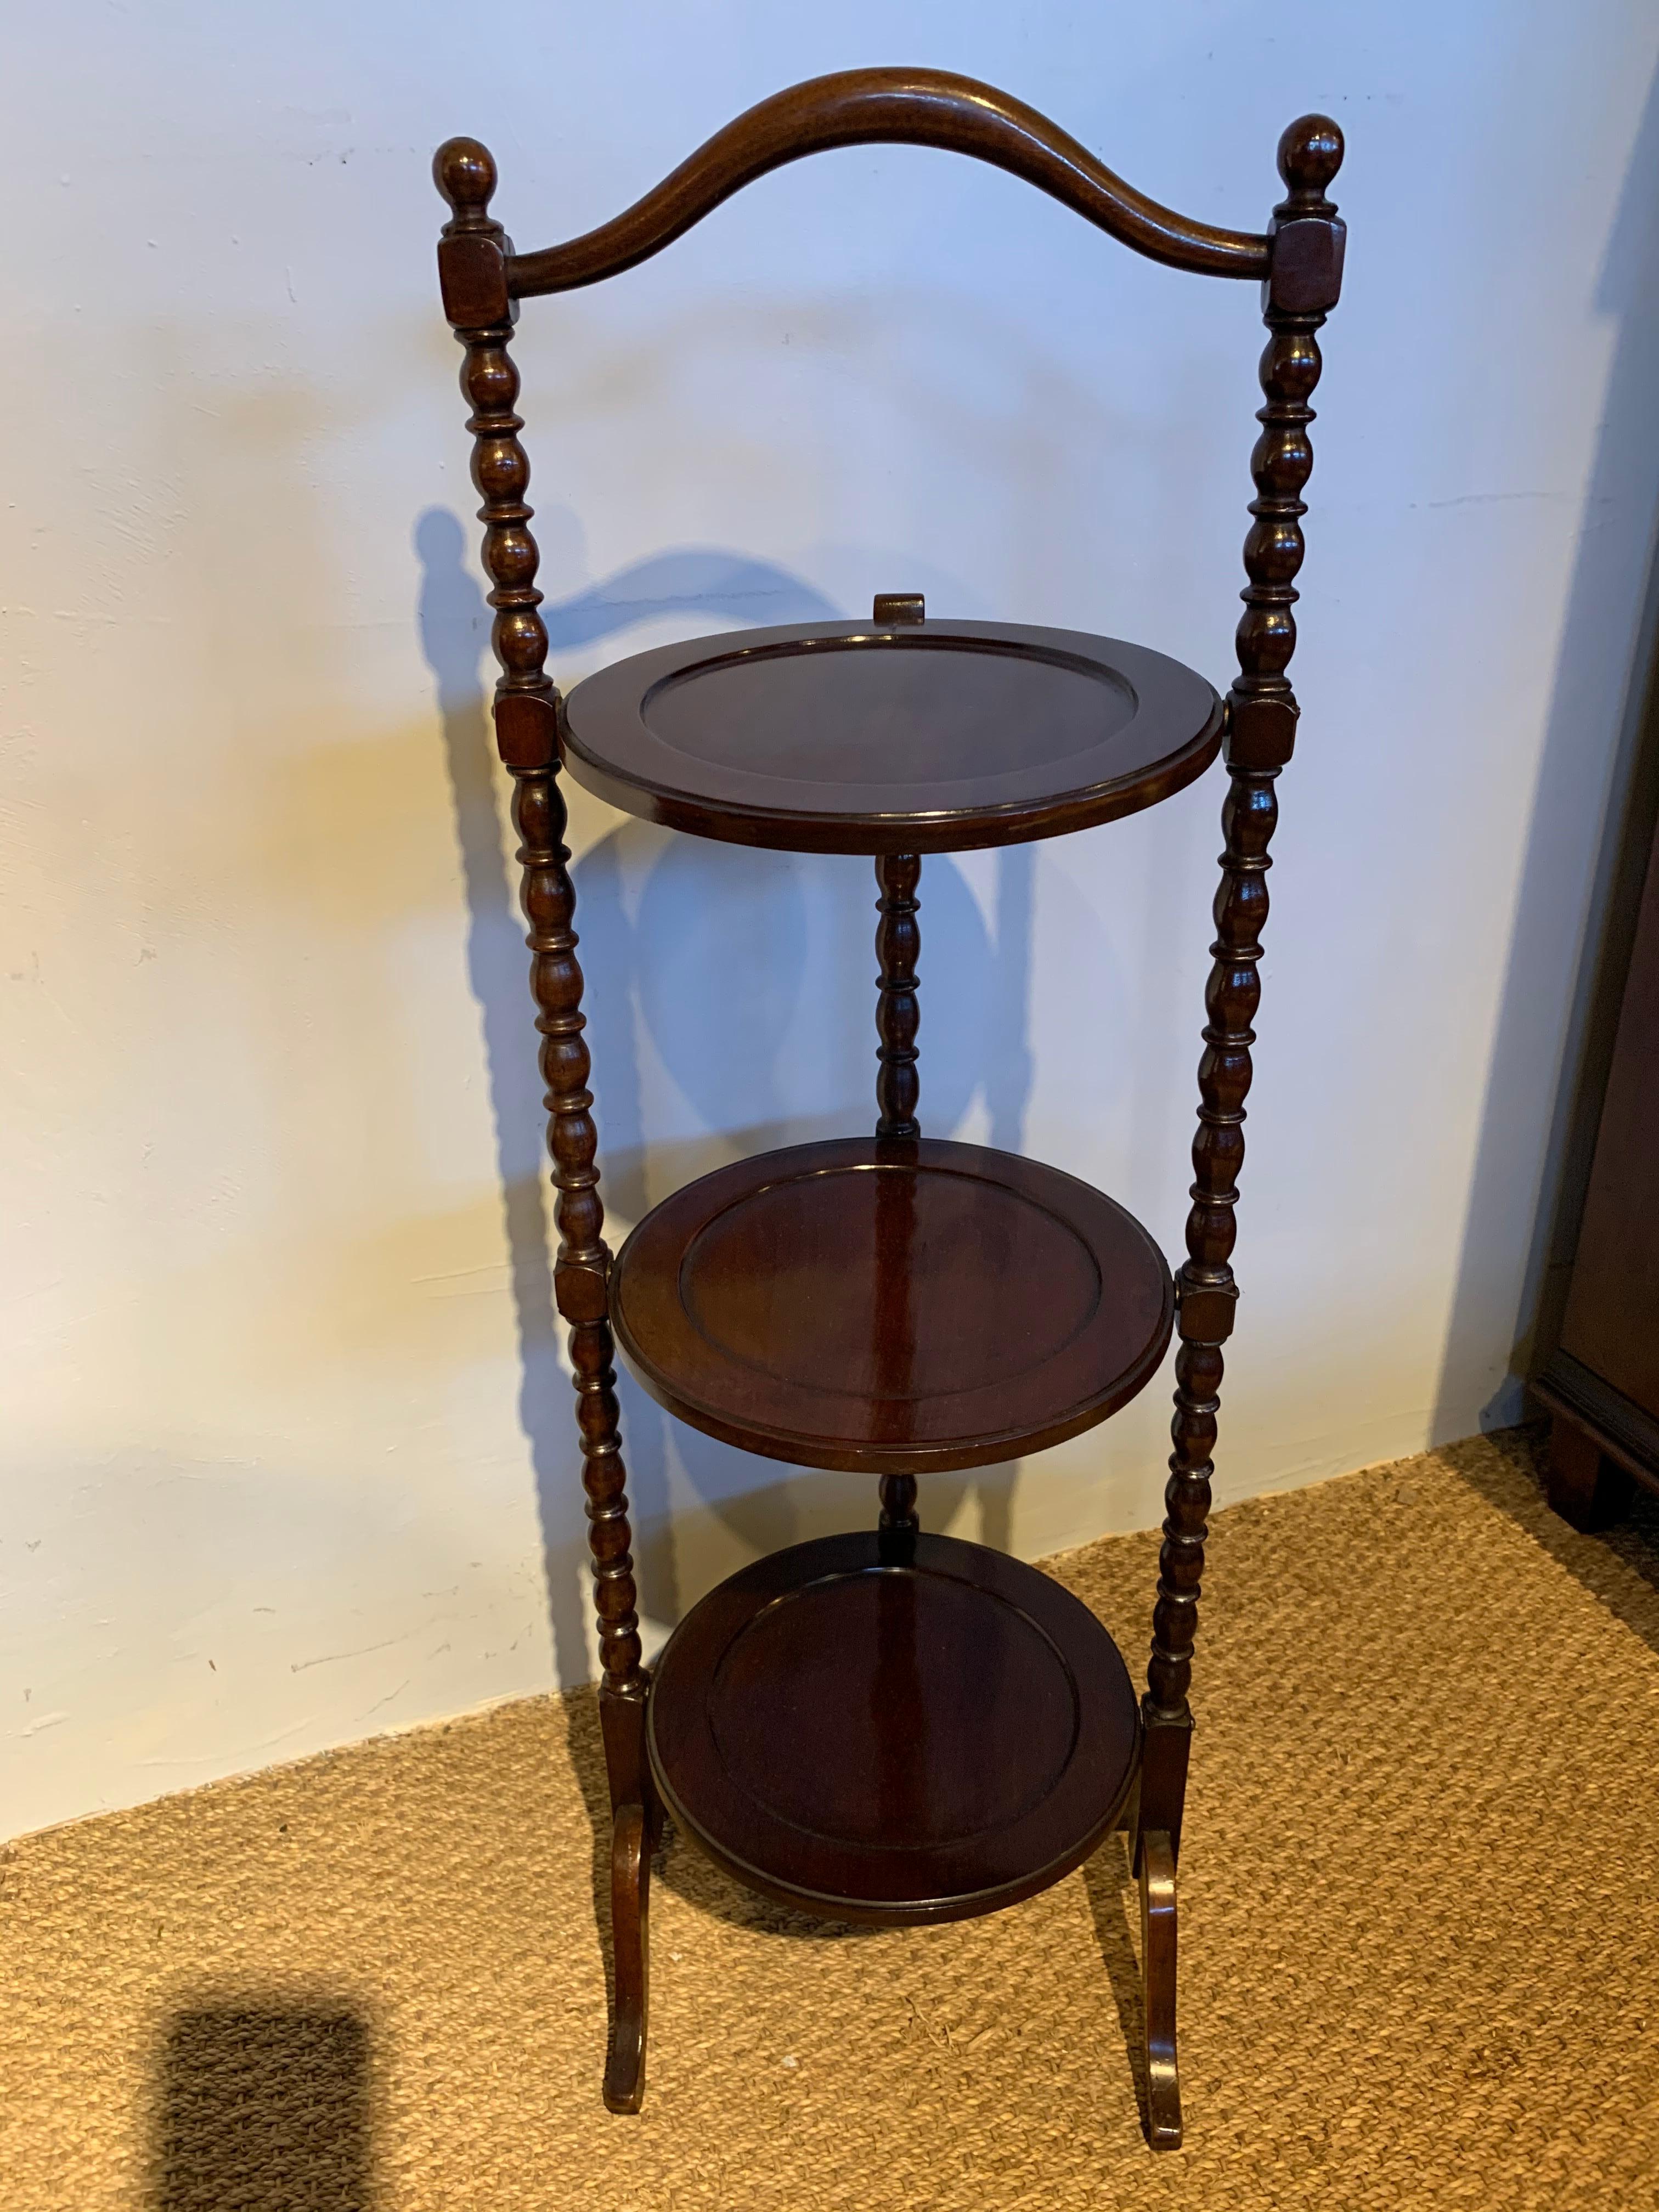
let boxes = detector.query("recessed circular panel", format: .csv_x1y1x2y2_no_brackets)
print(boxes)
708,1565,1079,1848
647,1529,1142,1923
611,1137,1174,1475
680,1160,1101,1400
642,634,1137,785
560,618,1222,853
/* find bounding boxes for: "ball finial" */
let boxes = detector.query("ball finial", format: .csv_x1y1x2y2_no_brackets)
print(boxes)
435,136,497,214
1277,114,1343,200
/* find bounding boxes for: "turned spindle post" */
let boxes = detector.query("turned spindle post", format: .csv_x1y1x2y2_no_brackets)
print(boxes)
874,851,922,1141
1140,116,1345,1874
435,136,651,2114
878,1472,920,1549
874,840,921,1548
872,590,925,1151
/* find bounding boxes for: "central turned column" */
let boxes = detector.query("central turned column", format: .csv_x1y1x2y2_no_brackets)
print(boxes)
872,587,926,1159
874,851,922,1142
874,849,922,1553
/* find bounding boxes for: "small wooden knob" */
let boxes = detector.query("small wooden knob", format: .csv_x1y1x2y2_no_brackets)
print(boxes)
1277,115,1343,201
873,592,925,627
435,136,496,213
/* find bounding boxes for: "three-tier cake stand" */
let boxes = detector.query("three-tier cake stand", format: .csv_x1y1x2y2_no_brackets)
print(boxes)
434,70,1345,2145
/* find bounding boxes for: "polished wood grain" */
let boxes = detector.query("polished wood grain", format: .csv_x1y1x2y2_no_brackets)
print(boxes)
611,1137,1175,1476
1139,119,1344,1895
433,142,557,770
435,144,642,1692
872,590,926,628
511,774,642,1683
435,134,655,2116
1139,1829,1181,2148
603,1804,650,2114
505,69,1272,299
874,853,922,1141
435,89,1347,2138
878,1472,921,1559
647,1530,1142,1922
559,617,1224,854
871,882,923,1548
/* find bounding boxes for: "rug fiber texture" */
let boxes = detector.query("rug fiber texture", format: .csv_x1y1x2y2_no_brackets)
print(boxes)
3,1427,1658,2209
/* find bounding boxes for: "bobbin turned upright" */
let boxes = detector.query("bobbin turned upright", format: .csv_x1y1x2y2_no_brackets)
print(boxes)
433,74,1344,2139
435,132,654,2115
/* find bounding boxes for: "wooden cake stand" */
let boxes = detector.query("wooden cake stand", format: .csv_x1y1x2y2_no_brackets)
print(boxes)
434,71,1346,2147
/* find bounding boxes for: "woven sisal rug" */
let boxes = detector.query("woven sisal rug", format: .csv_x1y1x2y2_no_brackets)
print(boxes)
3,1426,1657,2209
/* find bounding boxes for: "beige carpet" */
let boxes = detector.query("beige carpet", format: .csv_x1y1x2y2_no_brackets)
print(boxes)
4,1427,1659,2210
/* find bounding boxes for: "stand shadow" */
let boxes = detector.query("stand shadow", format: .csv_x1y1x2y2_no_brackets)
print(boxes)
416,504,1039,1635
416,509,1043,1955
416,511,853,1692
572,812,1030,1639
561,1679,883,1963
150,2002,371,2211
1080,1833,1156,2137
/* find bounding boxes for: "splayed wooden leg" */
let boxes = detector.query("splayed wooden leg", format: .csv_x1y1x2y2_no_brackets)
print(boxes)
1139,1827,1182,2149
603,1801,651,2113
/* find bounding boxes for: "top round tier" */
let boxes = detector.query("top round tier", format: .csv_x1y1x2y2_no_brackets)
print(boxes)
558,613,1223,854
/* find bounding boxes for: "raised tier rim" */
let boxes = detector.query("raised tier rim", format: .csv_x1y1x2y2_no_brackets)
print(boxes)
646,1528,1143,1926
560,616,1224,855
611,1135,1175,1476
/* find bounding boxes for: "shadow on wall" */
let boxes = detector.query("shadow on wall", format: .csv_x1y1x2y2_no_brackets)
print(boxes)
415,510,1039,1684
150,2003,371,2211
1436,60,1659,1437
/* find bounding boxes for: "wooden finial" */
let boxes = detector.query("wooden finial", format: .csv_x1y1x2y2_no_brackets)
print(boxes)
1276,115,1344,208
433,135,498,222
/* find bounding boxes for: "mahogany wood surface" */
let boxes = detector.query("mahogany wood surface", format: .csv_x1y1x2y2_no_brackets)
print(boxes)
611,1137,1175,1476
1137,116,1343,1873
603,1804,650,2113
559,617,1223,855
434,133,658,2114
1139,1829,1182,2147
872,852,923,1544
874,852,922,1141
506,69,1273,298
434,90,1347,2135
647,1529,1142,1923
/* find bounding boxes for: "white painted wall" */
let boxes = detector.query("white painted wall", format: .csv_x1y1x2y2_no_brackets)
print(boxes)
5,3,1659,1843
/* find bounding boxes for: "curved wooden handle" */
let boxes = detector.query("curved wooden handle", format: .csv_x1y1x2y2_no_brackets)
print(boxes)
501,69,1272,296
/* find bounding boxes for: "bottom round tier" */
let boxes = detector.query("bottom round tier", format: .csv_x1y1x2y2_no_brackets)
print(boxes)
647,1529,1142,1925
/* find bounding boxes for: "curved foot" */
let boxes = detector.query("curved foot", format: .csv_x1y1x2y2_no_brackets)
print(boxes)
1139,1827,1182,2149
602,1801,650,2113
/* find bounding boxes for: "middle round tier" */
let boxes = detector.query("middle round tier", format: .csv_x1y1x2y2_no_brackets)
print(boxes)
611,1137,1174,1475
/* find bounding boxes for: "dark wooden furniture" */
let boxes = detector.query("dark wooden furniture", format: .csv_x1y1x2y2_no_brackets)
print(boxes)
433,70,1345,2145
1536,800,1659,1529
560,617,1223,851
